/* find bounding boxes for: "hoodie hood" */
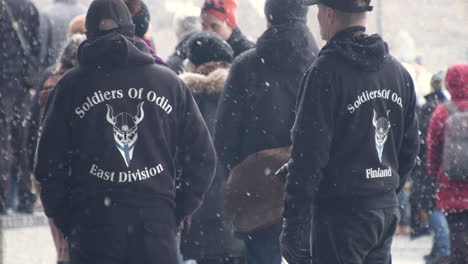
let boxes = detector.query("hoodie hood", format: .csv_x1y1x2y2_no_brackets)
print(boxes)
77,32,155,68
446,64,468,101
256,22,318,73
320,26,389,72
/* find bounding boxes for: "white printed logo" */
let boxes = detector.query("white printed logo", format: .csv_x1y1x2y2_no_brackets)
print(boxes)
372,110,391,163
106,102,145,167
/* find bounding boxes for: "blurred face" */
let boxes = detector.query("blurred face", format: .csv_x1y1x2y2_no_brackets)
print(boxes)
201,13,233,41
317,4,335,41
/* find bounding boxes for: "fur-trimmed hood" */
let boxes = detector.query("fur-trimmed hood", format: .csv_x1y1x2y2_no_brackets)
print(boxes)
179,61,230,95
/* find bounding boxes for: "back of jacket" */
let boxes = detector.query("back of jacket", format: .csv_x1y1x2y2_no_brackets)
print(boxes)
215,22,318,173
284,27,419,216
35,33,215,227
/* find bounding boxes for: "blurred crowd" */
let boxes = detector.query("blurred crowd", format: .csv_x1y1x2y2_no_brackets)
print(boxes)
0,0,467,264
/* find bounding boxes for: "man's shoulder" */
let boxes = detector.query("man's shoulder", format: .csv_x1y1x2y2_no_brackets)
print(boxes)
231,48,258,67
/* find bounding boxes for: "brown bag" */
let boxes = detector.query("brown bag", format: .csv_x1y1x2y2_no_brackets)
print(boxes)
224,146,290,233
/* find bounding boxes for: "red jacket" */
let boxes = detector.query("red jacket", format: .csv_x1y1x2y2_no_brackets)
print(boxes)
427,64,468,212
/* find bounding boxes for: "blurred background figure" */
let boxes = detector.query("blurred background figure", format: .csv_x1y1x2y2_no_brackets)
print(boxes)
427,64,468,264
67,14,86,37
37,34,86,264
391,30,432,106
410,71,451,264
200,0,254,58
0,0,40,214
39,0,86,68
178,31,246,264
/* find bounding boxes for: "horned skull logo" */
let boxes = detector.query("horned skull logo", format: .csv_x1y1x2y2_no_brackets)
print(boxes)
373,110,391,163
106,102,145,167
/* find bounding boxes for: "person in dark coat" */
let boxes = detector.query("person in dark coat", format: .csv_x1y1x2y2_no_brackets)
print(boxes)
40,0,86,68
214,0,318,263
0,0,40,213
200,0,255,58
281,1,420,264
427,64,468,264
34,1,216,263
178,31,245,264
410,71,451,264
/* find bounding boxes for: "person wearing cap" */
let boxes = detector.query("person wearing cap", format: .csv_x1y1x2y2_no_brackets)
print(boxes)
280,0,419,263
200,0,254,58
34,0,216,263
214,0,318,263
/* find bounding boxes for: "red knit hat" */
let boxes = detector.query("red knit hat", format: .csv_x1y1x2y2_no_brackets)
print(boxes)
201,0,238,29
446,64,468,100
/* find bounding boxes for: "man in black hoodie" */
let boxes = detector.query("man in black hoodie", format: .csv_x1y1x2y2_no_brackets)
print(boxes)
281,0,419,264
35,0,216,263
215,0,318,263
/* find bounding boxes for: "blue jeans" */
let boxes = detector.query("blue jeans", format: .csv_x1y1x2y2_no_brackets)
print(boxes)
244,238,281,264
398,189,411,226
429,209,451,256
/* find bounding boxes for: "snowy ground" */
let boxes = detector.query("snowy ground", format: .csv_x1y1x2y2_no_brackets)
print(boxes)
392,235,432,264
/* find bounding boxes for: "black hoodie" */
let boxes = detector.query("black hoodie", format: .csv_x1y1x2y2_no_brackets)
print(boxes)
283,26,419,219
35,33,216,232
215,22,318,176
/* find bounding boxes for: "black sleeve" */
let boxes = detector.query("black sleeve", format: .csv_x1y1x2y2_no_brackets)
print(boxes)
214,57,248,174
175,81,216,222
283,68,335,220
396,72,420,193
34,75,73,229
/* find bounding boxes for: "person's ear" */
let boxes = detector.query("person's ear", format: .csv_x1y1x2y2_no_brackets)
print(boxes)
327,7,336,25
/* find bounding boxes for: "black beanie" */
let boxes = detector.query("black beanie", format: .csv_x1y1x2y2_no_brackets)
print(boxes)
86,0,135,37
264,0,308,25
133,2,150,38
188,32,234,66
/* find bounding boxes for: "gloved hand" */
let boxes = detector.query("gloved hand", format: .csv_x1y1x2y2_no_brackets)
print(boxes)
281,217,311,264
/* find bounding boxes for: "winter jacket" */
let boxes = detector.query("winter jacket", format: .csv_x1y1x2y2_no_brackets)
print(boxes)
226,28,255,58
34,32,216,234
410,91,446,211
179,61,245,259
0,0,40,86
215,22,318,238
427,64,468,212
40,0,86,67
284,26,419,220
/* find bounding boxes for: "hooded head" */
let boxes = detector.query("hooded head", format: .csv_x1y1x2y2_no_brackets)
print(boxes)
85,0,135,38
124,0,151,38
446,64,468,101
188,31,233,67
264,0,308,26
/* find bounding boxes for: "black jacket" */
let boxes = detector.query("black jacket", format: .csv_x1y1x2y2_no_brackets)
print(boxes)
226,28,255,58
215,22,318,238
284,26,419,219
35,33,216,233
215,22,318,174
410,91,446,210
